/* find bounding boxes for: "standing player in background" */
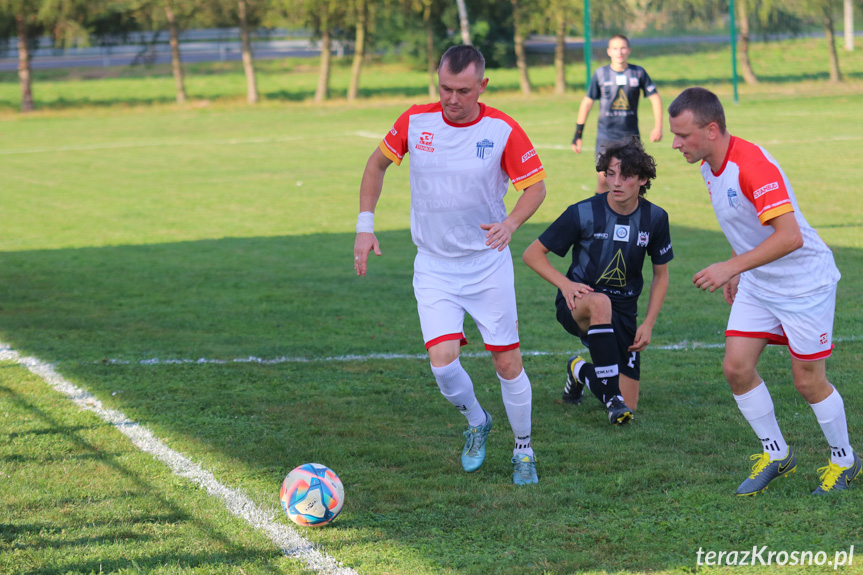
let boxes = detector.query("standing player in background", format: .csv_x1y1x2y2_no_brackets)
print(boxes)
669,87,859,496
523,139,672,424
572,35,663,195
353,45,547,485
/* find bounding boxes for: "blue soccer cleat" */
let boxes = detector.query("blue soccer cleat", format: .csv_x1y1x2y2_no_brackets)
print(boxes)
512,452,538,485
736,448,797,496
461,410,492,472
811,452,861,495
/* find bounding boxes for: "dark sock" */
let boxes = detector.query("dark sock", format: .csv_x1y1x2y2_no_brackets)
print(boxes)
583,324,621,405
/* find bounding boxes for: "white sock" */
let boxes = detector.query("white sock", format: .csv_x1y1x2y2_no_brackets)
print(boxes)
733,382,788,460
498,369,533,457
809,387,855,468
430,358,486,427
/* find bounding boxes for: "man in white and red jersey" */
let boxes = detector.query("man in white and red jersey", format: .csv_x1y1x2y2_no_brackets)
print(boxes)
353,45,547,485
669,87,858,496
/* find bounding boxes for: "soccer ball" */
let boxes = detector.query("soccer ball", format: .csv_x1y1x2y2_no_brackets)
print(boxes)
280,463,344,527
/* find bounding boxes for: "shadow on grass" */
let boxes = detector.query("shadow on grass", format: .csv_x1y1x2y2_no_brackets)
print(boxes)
0,369,283,572
0,225,861,573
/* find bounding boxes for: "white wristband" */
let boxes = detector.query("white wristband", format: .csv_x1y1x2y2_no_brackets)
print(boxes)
356,211,375,234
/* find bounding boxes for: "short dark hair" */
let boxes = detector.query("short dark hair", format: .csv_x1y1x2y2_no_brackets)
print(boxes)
439,45,486,79
668,87,727,134
609,34,630,47
596,138,657,197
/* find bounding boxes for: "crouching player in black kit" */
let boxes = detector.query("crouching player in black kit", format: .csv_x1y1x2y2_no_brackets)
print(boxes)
523,139,673,424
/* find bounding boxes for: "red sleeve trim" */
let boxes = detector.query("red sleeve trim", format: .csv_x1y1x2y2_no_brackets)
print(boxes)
425,333,468,350
485,342,520,352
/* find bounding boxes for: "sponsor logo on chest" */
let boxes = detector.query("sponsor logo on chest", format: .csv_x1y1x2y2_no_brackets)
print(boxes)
416,131,435,153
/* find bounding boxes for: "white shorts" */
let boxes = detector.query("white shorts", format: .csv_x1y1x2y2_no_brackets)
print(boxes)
413,248,520,351
726,283,836,361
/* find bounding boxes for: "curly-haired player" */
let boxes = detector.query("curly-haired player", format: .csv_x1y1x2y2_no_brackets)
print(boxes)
523,139,673,423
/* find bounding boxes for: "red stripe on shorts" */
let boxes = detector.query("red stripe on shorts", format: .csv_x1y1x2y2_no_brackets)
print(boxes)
425,333,468,350
484,342,520,352
789,345,834,361
725,330,788,345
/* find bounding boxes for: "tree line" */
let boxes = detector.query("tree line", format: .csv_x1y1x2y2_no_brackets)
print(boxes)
1,0,857,112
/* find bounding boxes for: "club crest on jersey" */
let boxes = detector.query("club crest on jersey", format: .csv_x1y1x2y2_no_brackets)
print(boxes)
476,139,494,159
416,132,435,153
727,187,741,209
614,224,630,242
637,231,649,247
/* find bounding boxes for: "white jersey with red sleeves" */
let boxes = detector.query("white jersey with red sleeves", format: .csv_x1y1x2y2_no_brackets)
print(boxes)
379,102,546,259
701,136,840,297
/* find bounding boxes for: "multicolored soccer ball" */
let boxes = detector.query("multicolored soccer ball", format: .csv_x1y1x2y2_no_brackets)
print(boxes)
280,463,344,527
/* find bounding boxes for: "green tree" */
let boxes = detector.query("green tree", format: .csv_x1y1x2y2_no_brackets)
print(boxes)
202,0,262,103
784,0,844,81
0,0,90,112
511,0,531,94
269,0,346,102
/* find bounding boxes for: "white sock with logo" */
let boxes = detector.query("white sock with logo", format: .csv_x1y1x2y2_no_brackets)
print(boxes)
733,382,789,461
809,387,855,468
430,358,486,427
498,369,533,457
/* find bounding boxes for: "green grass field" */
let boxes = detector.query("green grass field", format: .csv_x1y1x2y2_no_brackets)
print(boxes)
2,38,863,574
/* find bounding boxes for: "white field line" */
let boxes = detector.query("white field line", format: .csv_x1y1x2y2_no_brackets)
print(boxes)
102,341,727,365
0,134,313,156
96,335,862,366
352,132,863,149
0,343,358,575
4,132,859,157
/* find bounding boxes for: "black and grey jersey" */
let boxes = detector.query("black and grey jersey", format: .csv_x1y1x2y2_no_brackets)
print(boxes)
587,64,658,145
538,193,673,316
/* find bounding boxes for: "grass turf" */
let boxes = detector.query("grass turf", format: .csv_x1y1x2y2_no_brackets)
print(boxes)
1,42,863,574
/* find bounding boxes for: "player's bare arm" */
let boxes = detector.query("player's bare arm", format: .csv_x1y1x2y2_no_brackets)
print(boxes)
522,239,593,310
571,97,594,154
648,93,663,142
482,180,546,251
630,262,669,351
354,147,392,277
693,212,802,292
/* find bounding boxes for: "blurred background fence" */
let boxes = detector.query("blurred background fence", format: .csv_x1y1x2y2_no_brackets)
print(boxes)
1,0,860,111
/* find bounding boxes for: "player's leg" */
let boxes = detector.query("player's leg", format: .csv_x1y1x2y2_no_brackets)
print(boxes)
619,376,639,411
414,254,490,472
803,366,860,494
468,249,537,484
725,289,796,496
568,292,631,424
782,285,859,494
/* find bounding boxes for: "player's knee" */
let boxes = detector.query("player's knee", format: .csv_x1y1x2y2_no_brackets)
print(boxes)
492,352,523,380
722,356,755,388
584,292,612,322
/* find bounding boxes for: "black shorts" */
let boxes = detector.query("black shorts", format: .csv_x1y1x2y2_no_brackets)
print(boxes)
555,293,641,381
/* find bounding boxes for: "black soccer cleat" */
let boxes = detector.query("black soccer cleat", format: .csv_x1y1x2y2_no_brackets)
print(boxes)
562,355,586,404
606,396,633,425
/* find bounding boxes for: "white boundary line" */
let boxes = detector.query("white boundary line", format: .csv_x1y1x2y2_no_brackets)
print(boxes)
98,341,725,366
93,335,861,366
0,343,358,575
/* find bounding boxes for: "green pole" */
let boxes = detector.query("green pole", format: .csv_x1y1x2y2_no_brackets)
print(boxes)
584,0,591,91
729,0,739,103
